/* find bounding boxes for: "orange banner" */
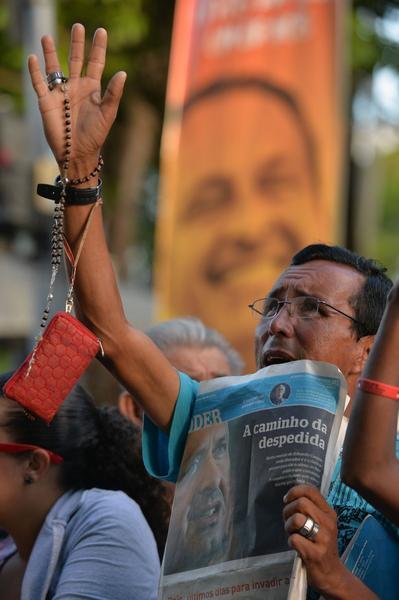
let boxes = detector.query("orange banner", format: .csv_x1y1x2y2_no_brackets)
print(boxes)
155,0,346,370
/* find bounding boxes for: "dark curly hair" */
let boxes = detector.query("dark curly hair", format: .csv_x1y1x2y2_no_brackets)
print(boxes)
0,374,169,557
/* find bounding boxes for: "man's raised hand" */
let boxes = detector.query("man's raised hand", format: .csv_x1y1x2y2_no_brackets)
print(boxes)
28,23,126,177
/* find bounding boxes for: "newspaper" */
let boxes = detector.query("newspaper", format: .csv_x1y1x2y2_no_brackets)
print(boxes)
160,360,347,600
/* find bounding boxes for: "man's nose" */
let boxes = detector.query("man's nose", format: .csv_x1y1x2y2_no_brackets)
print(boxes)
268,303,297,336
257,303,296,340
198,455,222,490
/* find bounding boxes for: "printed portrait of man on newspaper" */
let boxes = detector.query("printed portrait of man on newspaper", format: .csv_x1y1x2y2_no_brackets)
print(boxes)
160,361,346,599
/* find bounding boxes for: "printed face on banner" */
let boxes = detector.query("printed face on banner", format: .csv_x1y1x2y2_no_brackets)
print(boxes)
164,423,232,574
169,83,320,367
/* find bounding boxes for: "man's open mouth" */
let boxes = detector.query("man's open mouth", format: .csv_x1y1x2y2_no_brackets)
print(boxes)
261,350,296,368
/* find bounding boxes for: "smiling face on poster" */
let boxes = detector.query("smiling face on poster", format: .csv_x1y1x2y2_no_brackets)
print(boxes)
155,1,344,371
167,81,320,366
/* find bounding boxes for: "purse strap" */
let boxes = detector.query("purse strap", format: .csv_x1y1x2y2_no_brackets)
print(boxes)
63,200,102,313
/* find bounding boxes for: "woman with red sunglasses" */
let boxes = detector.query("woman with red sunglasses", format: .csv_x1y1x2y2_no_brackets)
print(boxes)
0,372,162,600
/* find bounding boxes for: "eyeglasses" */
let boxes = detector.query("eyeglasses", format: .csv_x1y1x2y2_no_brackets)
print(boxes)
248,295,363,326
0,443,63,464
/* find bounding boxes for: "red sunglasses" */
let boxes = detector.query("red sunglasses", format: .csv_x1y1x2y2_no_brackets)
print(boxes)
0,443,63,464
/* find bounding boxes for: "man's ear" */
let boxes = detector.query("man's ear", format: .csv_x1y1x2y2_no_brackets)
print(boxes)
352,335,375,375
24,449,51,485
118,391,143,428
345,335,375,414
346,335,375,399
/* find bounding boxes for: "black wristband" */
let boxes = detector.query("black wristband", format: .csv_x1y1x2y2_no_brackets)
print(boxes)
37,177,103,205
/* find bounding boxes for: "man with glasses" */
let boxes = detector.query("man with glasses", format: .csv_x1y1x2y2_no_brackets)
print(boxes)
30,25,393,598
249,296,364,327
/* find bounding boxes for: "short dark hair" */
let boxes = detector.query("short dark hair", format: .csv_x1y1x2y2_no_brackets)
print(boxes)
291,244,393,338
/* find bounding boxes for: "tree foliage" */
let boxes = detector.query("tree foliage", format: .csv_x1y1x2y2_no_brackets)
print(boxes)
0,2,23,108
58,0,175,110
352,0,399,76
0,0,398,274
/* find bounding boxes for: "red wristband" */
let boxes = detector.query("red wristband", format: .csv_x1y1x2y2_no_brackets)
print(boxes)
357,377,399,400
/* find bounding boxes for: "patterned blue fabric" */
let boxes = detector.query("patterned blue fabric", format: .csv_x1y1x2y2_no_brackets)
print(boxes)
327,435,399,556
306,436,399,599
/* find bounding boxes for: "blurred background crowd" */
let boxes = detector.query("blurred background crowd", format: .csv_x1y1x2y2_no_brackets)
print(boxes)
0,0,398,403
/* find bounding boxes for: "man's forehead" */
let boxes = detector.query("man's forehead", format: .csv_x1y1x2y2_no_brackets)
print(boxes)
268,260,364,299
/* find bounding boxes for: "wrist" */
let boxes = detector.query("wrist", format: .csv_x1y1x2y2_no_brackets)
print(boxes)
59,155,101,188
318,565,365,600
68,176,100,190
37,177,103,206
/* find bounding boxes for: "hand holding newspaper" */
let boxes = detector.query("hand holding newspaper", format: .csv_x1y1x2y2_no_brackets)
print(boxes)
160,360,346,600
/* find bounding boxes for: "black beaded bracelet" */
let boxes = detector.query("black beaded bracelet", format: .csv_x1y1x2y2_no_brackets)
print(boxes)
37,177,103,205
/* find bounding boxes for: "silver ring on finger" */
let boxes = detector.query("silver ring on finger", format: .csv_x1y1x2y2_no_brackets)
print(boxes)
307,521,320,541
298,516,318,539
47,71,68,90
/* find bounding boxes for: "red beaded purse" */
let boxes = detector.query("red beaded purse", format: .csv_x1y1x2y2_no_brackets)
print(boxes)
4,312,100,423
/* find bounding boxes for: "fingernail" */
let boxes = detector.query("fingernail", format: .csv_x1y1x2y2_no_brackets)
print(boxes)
283,494,288,503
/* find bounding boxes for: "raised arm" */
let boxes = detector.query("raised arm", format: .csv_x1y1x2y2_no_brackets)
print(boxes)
28,23,179,430
341,281,399,525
